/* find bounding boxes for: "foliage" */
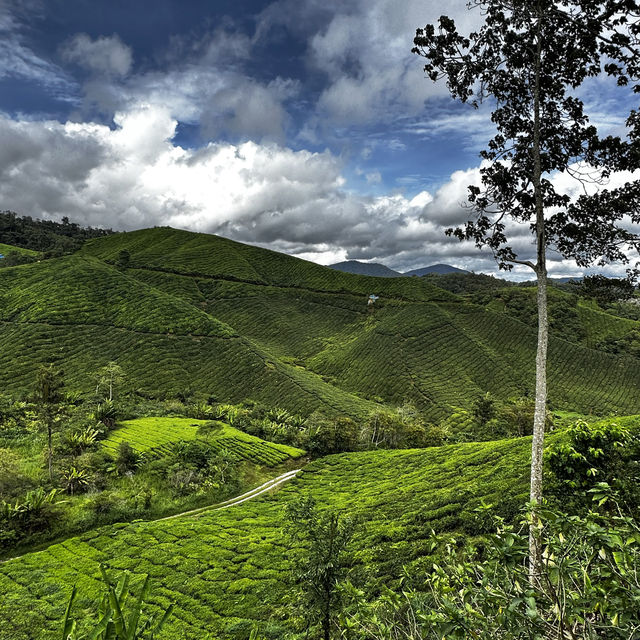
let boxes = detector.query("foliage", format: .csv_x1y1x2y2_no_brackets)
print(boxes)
0,249,38,268
62,426,101,456
115,442,139,476
0,210,112,255
0,434,536,637
35,364,66,480
95,363,125,402
93,400,118,431
2,228,640,423
581,274,636,307
0,487,59,546
472,393,495,427
413,0,640,573
285,496,358,640
307,413,359,456
101,417,304,467
0,447,30,498
62,565,173,639
339,492,640,639
546,418,640,512
60,465,92,496
596,327,640,359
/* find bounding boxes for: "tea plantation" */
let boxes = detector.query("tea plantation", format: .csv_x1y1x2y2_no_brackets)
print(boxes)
0,434,533,640
0,243,38,257
0,228,639,422
102,417,304,466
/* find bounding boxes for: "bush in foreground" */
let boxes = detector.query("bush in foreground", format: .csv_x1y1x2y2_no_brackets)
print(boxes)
339,486,640,639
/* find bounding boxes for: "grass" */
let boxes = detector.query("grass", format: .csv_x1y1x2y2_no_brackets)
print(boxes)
0,243,38,257
102,417,305,466
0,433,535,640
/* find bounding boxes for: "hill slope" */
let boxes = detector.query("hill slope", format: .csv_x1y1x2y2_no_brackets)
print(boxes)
329,260,402,278
404,264,468,276
0,243,38,257
0,435,533,639
0,227,638,421
0,253,374,417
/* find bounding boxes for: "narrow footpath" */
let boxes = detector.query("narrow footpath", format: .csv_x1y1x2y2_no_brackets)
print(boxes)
1,469,301,564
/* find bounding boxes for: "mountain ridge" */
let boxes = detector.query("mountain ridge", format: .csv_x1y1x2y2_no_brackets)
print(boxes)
1,226,638,421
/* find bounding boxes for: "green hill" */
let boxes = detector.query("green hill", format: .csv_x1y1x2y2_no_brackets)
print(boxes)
0,253,374,417
80,227,453,302
0,243,38,257
102,417,304,466
0,227,638,421
0,434,533,639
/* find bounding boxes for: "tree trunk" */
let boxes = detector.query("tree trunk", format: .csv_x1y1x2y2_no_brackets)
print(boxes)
323,602,330,640
529,3,547,584
529,265,548,580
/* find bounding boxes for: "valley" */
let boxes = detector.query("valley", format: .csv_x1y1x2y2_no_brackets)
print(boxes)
1,226,640,639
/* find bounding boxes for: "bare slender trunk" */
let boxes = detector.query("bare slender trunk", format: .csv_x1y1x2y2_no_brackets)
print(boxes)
529,4,547,584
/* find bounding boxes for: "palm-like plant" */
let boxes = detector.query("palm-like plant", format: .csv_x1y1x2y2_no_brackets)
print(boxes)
60,466,91,496
62,565,173,640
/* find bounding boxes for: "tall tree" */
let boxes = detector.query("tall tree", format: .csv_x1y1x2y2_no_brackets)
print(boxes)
35,364,65,481
413,0,640,578
285,497,357,640
95,361,124,402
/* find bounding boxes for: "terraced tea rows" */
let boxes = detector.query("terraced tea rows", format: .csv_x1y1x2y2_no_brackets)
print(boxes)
2,226,640,424
101,418,211,453
0,243,38,257
0,255,233,337
0,435,533,640
120,256,640,421
81,227,454,302
102,417,304,466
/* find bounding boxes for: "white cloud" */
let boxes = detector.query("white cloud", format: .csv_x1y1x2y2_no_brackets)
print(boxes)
61,33,133,77
0,4,76,97
305,0,481,125
0,99,636,281
0,106,476,268
62,26,297,143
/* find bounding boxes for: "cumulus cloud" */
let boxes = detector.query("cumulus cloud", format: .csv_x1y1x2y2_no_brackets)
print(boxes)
60,33,133,77
0,106,478,268
2,104,636,279
60,25,297,143
257,0,482,127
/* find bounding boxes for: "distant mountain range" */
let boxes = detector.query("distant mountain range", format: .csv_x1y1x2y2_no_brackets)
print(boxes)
404,264,469,276
329,260,469,278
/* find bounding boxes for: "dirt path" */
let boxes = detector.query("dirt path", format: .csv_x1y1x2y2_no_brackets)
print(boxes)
157,468,301,521
1,469,301,564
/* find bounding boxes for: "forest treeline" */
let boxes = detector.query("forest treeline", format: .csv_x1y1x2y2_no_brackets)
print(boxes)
0,210,113,256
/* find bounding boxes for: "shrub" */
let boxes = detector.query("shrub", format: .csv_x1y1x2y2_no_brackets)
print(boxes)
339,492,640,639
62,565,173,639
115,441,138,475
0,447,30,498
546,419,640,512
93,400,118,430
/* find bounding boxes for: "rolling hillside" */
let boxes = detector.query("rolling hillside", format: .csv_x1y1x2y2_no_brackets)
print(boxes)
329,260,402,277
0,434,533,639
102,417,304,466
0,243,38,257
0,227,638,421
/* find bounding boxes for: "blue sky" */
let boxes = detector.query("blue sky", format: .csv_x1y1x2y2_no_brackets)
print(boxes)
0,0,637,277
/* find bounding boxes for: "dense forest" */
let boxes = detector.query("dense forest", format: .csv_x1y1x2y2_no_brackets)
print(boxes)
0,211,113,257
